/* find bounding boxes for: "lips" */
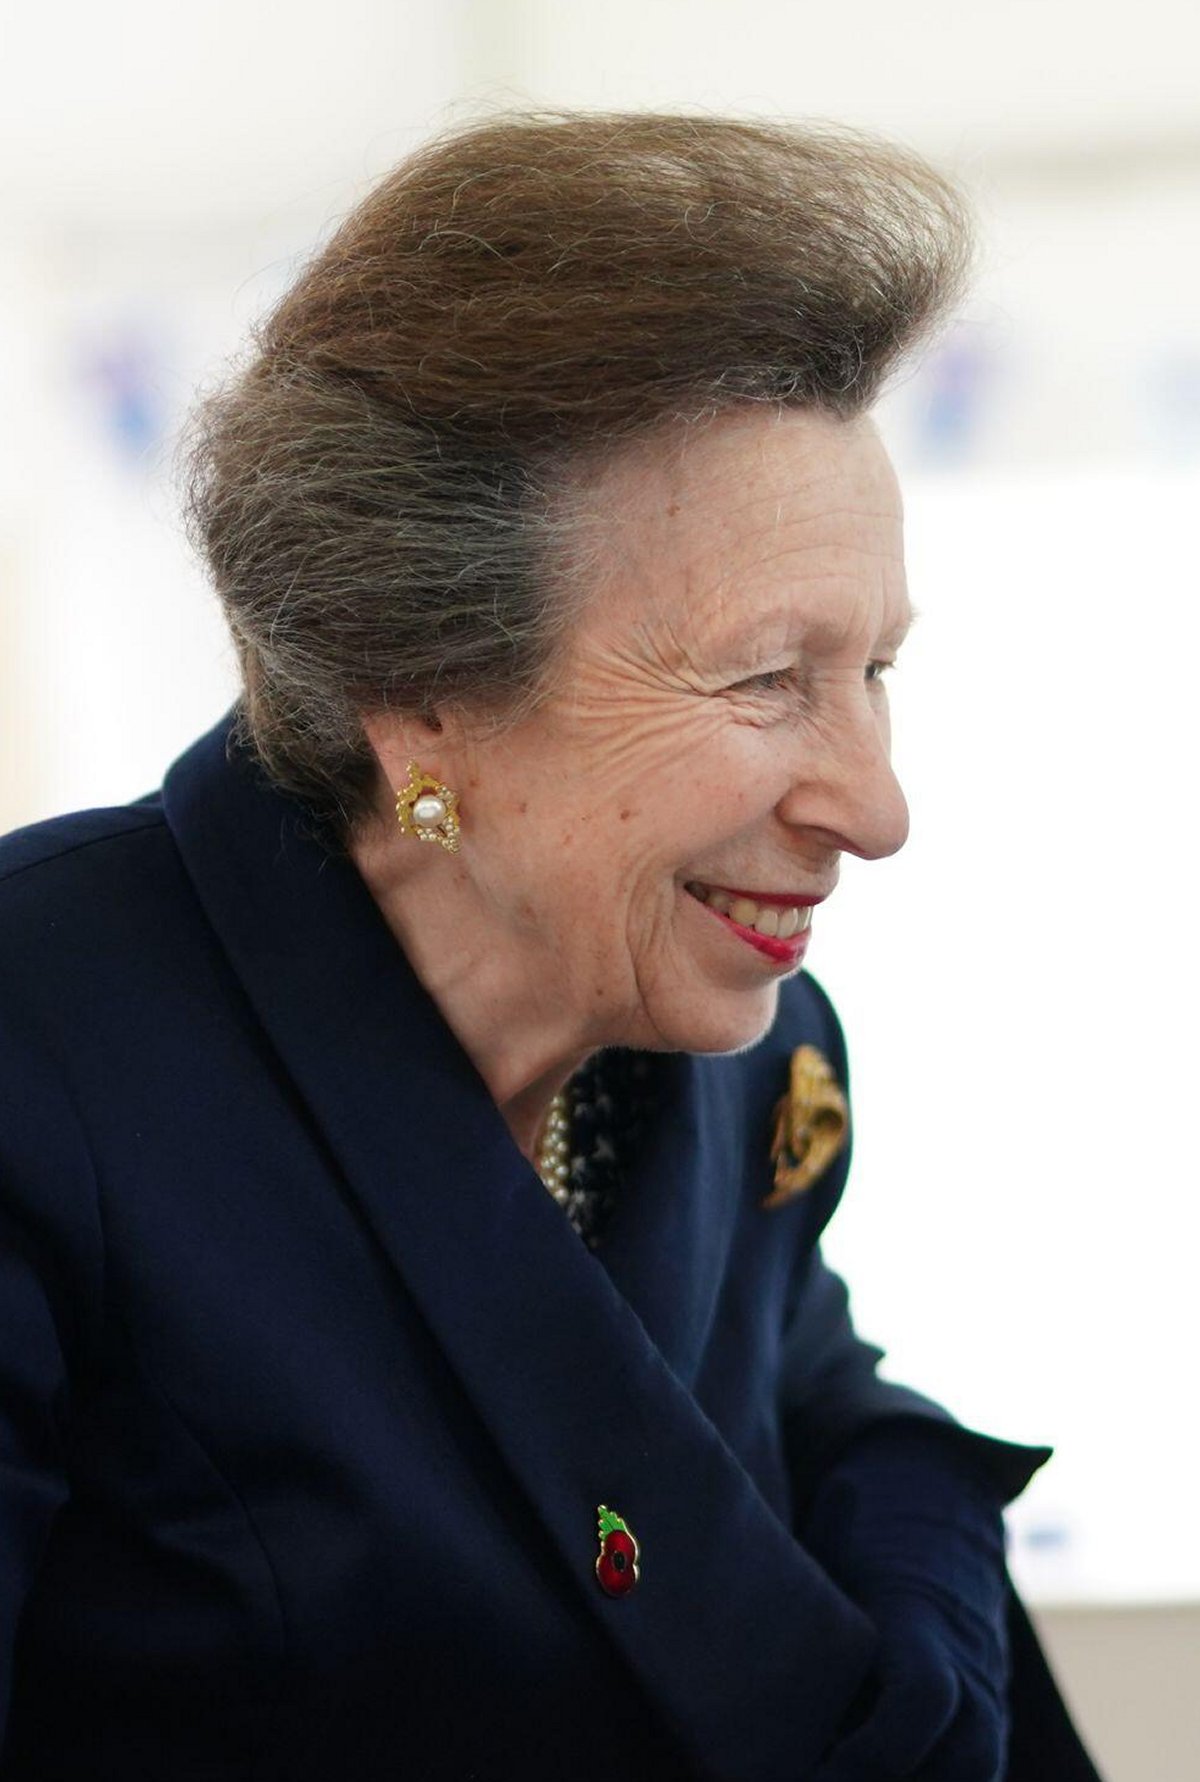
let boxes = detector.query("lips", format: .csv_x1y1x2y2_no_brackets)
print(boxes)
684,880,821,964
684,881,819,939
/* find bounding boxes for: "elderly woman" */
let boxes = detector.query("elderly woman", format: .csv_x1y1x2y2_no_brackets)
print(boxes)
0,115,1100,1781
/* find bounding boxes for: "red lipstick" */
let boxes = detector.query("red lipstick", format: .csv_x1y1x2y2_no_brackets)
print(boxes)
683,882,815,967
720,911,811,964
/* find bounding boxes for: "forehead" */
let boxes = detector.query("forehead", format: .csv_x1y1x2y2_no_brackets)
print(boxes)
570,406,908,655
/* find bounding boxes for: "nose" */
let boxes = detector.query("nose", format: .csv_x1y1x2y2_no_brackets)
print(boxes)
773,707,910,862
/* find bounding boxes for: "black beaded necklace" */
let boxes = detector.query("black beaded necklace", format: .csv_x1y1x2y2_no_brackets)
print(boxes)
540,1050,660,1251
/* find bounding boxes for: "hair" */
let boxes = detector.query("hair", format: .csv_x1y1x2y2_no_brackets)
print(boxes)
179,110,971,848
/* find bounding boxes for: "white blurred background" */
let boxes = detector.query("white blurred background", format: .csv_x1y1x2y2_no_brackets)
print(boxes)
3,5,1198,1773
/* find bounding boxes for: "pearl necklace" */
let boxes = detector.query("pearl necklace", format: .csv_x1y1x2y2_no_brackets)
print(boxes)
535,1090,573,1206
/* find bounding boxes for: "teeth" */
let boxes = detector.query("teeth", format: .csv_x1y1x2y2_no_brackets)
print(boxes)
688,883,815,937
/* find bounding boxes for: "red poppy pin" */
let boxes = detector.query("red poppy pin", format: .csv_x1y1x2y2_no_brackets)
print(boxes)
595,1504,640,1597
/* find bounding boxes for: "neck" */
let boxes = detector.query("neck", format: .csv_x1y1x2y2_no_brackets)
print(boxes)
501,1071,583,1163
348,824,594,1161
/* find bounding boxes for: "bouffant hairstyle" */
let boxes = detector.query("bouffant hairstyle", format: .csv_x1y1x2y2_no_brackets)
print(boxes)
180,111,970,847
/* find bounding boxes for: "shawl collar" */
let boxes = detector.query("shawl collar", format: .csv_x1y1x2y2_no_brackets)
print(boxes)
162,711,877,1781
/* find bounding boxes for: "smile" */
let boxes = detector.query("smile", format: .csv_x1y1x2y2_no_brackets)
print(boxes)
684,881,815,938
683,881,818,965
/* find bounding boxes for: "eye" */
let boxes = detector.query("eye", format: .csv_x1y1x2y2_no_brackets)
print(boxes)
731,659,896,699
731,665,802,695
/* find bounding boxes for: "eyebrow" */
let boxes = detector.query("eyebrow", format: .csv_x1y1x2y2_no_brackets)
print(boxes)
766,602,922,653
882,604,920,649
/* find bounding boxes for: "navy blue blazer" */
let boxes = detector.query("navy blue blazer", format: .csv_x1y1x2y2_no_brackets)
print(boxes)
0,711,1099,1779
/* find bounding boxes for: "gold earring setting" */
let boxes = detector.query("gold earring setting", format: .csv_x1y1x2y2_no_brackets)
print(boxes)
395,761,461,853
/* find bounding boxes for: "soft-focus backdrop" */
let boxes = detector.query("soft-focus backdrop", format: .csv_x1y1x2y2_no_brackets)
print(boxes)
4,5,1198,1774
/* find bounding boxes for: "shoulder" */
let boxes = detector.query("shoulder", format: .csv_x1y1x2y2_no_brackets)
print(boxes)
0,795,215,1058
0,795,167,892
0,796,177,944
0,812,165,1315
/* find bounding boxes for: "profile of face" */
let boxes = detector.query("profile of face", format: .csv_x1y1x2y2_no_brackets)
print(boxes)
360,406,912,1075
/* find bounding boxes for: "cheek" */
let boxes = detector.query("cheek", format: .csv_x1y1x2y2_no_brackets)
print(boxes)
512,810,683,945
497,702,784,912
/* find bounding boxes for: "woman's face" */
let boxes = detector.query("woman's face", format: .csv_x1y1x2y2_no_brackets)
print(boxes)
369,406,912,1062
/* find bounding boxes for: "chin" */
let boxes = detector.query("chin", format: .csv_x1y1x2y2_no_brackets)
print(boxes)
653,984,782,1058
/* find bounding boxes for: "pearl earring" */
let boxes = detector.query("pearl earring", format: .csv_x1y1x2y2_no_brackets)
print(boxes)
395,761,461,853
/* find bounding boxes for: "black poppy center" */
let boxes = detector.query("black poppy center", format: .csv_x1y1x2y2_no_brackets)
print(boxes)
612,1551,627,1572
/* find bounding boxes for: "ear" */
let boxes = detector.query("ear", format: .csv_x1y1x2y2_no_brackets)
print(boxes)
360,709,450,789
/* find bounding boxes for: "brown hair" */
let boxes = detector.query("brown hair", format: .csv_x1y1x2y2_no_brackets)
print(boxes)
180,110,970,846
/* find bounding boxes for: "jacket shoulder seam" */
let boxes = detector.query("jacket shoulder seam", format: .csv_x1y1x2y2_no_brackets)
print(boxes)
0,811,166,893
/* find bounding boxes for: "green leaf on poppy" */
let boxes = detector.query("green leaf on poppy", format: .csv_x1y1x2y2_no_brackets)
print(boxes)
597,1504,628,1540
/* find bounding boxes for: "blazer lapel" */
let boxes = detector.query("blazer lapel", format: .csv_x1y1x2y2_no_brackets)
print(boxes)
163,711,877,1781
586,1044,747,1384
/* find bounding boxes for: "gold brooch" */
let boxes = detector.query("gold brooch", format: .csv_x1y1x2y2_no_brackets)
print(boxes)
762,1044,849,1209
